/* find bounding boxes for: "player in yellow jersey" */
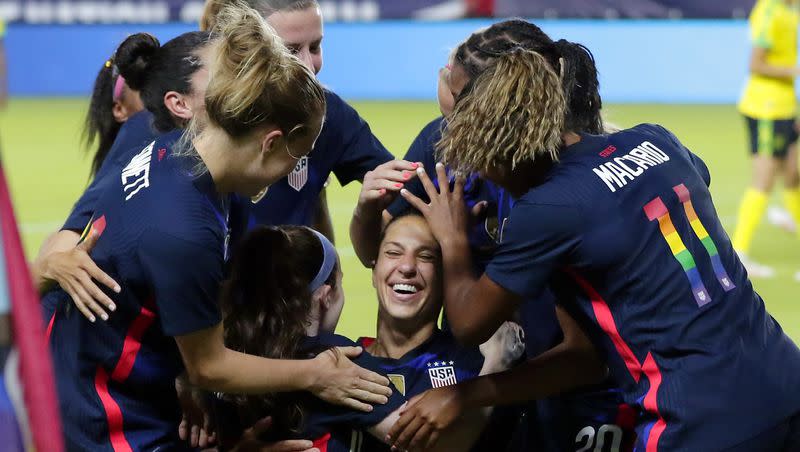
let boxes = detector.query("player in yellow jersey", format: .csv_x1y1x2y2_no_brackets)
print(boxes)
735,0,800,279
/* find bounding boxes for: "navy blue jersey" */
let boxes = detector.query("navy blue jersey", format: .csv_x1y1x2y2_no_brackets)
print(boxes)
62,110,157,232
212,333,405,452
385,117,560,354
44,131,231,451
347,330,485,452
388,118,636,452
486,124,800,450
249,90,393,227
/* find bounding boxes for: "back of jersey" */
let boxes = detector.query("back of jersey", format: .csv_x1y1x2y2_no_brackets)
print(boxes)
501,124,800,450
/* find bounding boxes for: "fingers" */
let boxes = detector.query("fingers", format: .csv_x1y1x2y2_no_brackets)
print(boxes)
78,230,100,252
179,417,189,441
62,283,96,323
452,172,466,200
340,397,373,413
248,416,274,437
434,162,450,195
407,422,434,452
415,165,438,200
337,346,363,359
67,279,106,322
79,273,116,313
356,367,391,389
400,189,429,213
387,406,414,443
423,430,441,451
346,387,389,406
84,259,121,294
391,413,425,451
191,423,200,448
268,440,316,452
471,200,488,216
198,427,210,448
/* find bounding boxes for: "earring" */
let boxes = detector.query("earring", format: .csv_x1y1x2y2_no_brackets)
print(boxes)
251,185,269,204
285,141,302,160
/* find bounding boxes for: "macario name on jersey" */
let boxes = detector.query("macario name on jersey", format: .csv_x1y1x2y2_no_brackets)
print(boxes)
592,141,670,193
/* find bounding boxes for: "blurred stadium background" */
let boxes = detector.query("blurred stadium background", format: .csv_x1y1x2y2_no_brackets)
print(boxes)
1,0,798,344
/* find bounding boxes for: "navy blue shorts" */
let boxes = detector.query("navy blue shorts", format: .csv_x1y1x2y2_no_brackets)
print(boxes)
744,116,799,159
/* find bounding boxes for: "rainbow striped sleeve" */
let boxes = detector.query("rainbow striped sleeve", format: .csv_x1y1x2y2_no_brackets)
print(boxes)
673,184,735,292
644,197,711,307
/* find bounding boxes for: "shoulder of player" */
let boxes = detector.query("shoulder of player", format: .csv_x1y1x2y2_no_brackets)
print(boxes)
322,88,355,123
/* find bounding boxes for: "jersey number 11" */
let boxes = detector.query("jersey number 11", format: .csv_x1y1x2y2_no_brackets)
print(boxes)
644,183,735,307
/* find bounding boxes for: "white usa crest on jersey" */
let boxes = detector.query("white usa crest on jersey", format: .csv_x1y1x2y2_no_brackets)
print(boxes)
427,361,457,388
287,156,309,191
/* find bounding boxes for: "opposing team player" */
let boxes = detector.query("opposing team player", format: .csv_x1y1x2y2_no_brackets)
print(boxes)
390,29,800,452
42,6,391,450
200,0,413,240
351,20,635,451
733,0,800,278
34,31,213,322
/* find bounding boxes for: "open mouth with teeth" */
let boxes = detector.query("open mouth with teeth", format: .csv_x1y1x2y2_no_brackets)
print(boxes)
392,283,419,295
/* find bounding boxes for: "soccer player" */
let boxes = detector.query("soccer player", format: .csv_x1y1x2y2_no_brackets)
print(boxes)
214,217,521,451
734,0,800,278
83,47,144,179
200,0,412,241
43,6,391,450
34,31,213,322
388,27,800,451
351,20,636,451
354,211,525,451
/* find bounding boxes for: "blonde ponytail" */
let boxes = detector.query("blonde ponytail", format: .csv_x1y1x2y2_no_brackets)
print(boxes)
203,2,325,141
438,49,567,173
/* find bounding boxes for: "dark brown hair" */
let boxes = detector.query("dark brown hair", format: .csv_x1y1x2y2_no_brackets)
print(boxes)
220,225,338,433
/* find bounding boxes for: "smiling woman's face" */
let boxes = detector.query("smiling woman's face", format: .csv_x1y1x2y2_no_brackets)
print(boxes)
373,215,443,324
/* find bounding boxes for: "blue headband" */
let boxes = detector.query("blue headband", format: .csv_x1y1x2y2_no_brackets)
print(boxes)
309,229,337,292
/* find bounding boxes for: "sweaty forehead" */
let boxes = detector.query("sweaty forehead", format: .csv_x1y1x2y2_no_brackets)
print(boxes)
267,7,323,45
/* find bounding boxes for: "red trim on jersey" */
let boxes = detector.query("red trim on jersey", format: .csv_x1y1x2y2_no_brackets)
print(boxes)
111,300,156,382
45,312,56,341
94,366,133,452
565,269,642,382
91,215,107,236
615,403,639,452
313,433,331,452
358,337,376,348
643,353,666,452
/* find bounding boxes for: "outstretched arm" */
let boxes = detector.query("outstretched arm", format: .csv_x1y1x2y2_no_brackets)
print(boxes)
387,306,607,451
175,323,392,412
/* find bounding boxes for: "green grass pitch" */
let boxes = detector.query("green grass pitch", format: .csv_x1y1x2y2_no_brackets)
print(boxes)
2,99,798,342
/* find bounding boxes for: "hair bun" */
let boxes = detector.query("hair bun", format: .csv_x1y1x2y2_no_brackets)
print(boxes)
115,33,160,91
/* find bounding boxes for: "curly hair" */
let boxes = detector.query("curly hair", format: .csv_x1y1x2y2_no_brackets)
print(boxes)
437,19,603,172
440,48,566,172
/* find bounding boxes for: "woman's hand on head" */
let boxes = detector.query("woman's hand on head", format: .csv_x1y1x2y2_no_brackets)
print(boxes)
39,230,121,322
358,160,419,212
308,346,392,412
400,162,470,247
